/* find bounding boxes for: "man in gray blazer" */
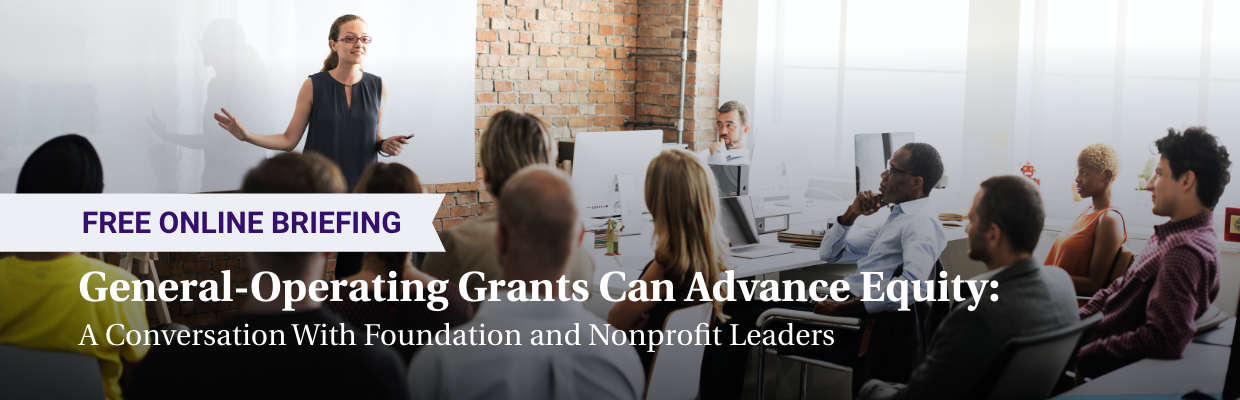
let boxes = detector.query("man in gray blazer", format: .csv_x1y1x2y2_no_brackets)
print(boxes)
859,175,1079,399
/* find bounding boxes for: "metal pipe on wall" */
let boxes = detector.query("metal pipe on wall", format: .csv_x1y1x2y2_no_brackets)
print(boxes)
627,0,691,146
676,0,690,146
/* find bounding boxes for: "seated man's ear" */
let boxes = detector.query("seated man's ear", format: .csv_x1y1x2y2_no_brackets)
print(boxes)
987,222,1004,250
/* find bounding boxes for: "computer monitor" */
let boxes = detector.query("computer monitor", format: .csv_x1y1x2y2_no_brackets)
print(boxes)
854,132,914,194
571,130,664,220
719,196,760,247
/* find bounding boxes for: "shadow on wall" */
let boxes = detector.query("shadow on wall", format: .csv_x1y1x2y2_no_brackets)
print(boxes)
147,18,271,193
0,74,98,192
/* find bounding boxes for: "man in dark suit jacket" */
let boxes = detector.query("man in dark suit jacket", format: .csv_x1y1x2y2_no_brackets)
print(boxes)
859,175,1079,399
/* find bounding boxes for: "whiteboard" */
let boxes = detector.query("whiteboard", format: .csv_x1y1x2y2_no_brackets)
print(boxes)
0,0,475,193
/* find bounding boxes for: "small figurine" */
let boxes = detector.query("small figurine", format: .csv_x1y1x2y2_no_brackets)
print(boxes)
605,218,624,256
1020,162,1041,187
1136,157,1156,190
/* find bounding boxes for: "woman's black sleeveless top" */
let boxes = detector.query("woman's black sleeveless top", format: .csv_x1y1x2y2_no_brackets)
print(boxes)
306,71,381,191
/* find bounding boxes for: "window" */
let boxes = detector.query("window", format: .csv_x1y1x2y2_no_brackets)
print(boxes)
1018,0,1238,223
758,0,969,191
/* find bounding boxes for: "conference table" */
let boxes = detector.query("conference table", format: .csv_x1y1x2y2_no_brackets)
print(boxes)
1054,318,1235,399
582,199,973,318
1053,343,1231,398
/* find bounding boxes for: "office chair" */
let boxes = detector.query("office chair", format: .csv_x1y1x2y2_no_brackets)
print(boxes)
753,260,950,399
970,312,1104,399
645,303,714,400
0,345,106,399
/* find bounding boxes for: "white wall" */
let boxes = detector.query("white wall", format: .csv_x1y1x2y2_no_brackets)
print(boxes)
722,0,1240,312
0,0,475,193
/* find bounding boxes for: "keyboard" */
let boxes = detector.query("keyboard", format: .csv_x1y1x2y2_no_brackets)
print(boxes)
731,244,779,254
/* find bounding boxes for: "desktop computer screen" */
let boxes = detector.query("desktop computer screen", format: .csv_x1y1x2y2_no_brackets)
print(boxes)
571,130,664,220
855,132,914,194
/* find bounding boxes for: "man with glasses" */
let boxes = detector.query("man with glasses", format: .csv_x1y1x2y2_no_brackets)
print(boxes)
816,142,947,317
703,143,950,400
813,142,948,391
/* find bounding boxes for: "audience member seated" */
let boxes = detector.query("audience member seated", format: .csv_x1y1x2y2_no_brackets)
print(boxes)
130,152,408,399
606,149,730,372
2,134,149,400
1076,127,1230,381
1044,143,1127,296
0,134,150,400
335,162,426,280
857,175,1079,399
325,251,474,363
704,143,949,399
695,100,752,164
408,166,644,400
420,110,595,310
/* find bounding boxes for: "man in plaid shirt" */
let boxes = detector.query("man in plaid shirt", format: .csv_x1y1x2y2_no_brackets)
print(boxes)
1077,127,1231,380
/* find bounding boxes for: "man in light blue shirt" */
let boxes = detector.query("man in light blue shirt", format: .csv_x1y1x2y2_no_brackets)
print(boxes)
815,142,948,317
701,143,949,400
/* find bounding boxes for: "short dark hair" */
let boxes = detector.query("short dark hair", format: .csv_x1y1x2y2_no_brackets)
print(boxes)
977,175,1045,254
1154,127,1231,209
241,152,345,278
241,152,346,195
354,162,423,194
903,142,944,197
17,134,104,193
718,100,750,127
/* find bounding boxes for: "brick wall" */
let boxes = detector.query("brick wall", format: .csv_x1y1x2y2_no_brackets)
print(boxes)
74,0,726,329
438,0,723,233
633,0,722,149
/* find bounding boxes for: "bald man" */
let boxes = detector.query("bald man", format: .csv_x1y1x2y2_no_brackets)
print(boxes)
408,166,645,400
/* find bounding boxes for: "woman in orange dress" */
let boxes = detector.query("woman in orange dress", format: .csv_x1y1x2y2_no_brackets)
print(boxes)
1044,143,1127,296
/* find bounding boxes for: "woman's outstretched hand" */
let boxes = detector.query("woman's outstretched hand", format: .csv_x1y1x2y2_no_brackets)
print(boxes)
381,135,408,156
214,108,250,142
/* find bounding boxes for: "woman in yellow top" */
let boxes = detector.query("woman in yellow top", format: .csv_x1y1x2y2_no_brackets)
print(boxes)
1044,143,1127,296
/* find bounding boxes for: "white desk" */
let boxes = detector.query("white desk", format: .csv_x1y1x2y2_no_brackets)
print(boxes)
583,205,973,319
1055,343,1230,397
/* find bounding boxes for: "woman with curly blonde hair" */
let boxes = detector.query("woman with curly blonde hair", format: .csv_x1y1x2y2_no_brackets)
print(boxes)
1045,143,1128,295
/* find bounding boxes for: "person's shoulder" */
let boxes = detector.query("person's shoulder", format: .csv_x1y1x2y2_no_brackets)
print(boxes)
364,71,382,82
71,256,141,284
1097,210,1125,231
1160,244,1213,270
1036,263,1075,290
445,214,498,239
1161,226,1218,259
308,71,330,79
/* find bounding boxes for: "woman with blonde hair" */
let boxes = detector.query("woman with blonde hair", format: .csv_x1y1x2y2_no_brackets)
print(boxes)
1045,142,1128,296
607,149,731,372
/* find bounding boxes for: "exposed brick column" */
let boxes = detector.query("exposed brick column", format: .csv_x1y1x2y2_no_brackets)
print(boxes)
466,0,640,228
632,0,722,150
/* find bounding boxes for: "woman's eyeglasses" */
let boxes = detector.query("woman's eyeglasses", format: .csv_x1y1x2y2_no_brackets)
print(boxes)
334,36,373,44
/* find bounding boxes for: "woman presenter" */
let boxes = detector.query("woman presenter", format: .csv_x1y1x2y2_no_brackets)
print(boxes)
214,14,405,191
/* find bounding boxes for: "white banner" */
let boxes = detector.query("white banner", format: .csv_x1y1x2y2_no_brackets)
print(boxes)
0,194,445,252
